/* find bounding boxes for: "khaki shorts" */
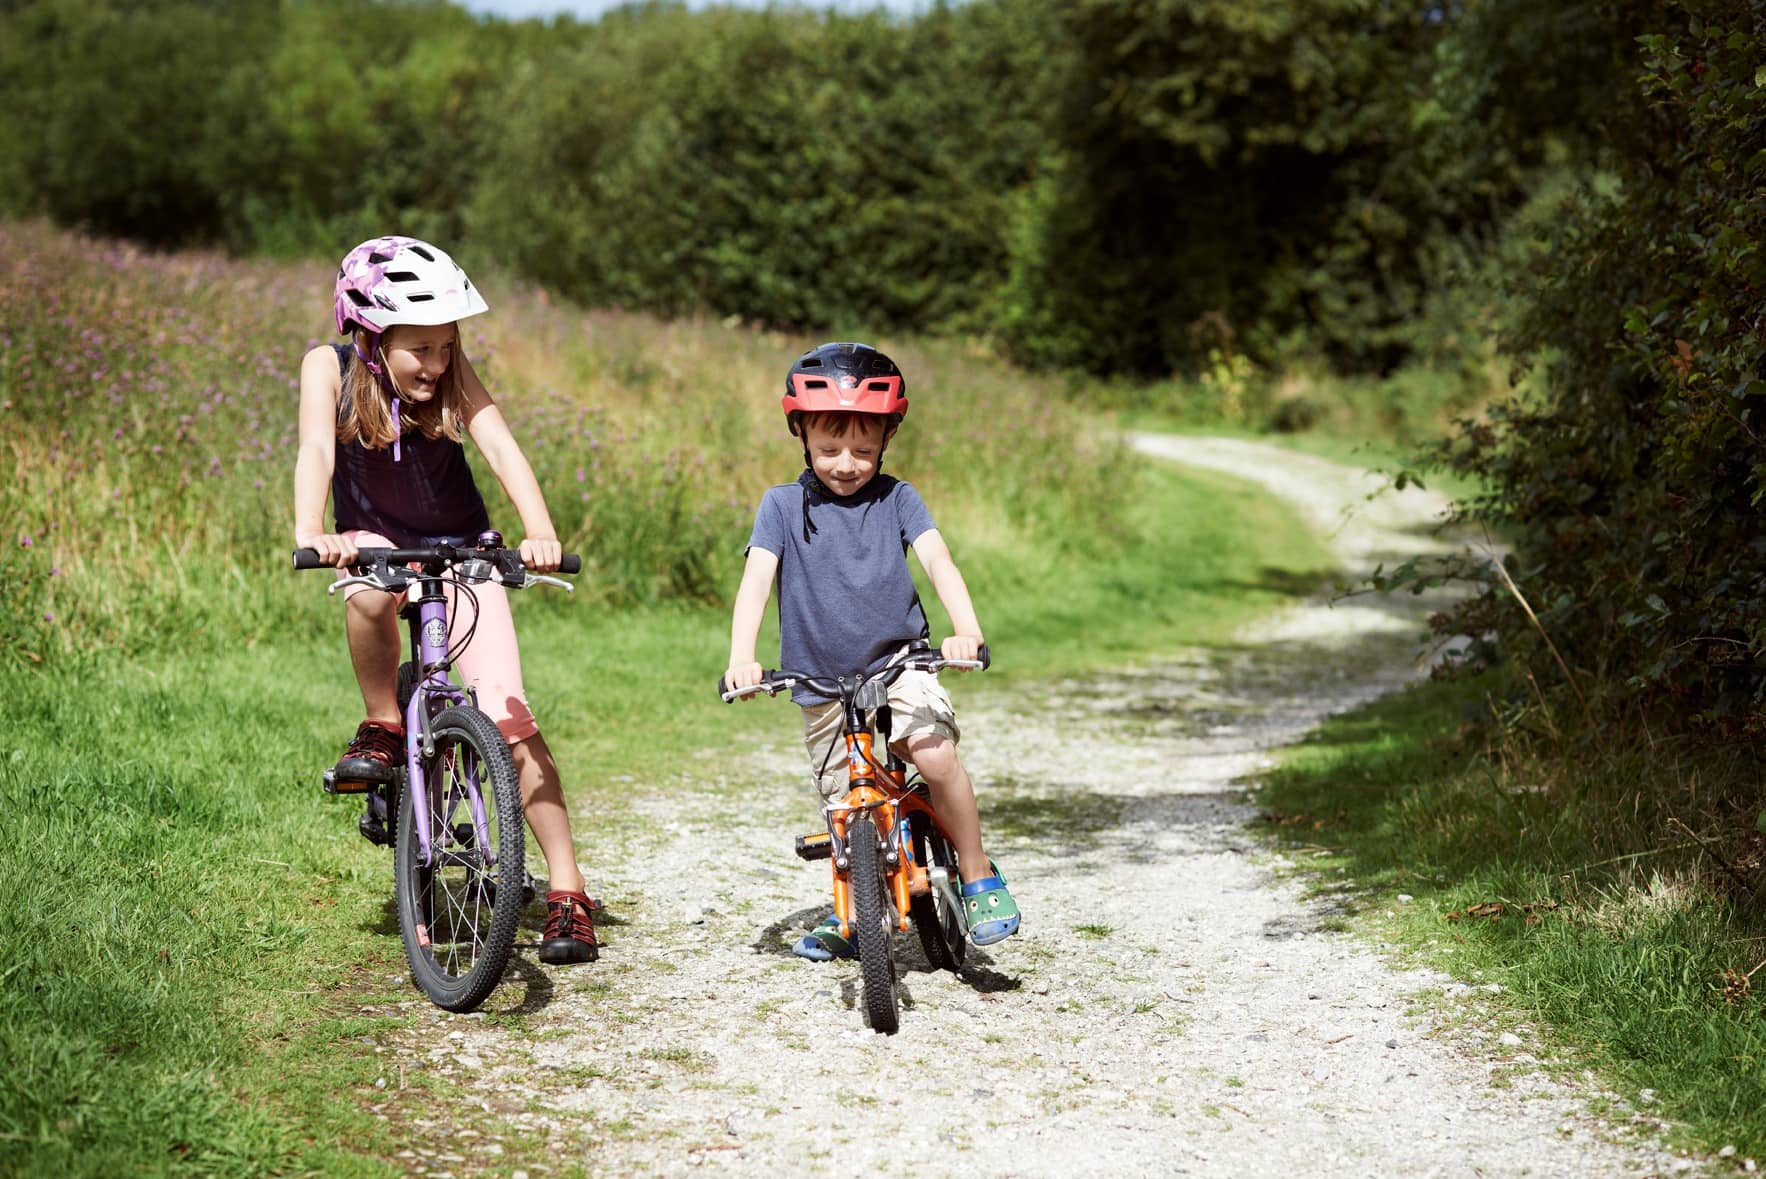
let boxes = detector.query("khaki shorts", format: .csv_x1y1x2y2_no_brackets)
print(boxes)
801,669,959,798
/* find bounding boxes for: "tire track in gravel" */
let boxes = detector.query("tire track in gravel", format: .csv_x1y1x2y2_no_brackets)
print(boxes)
374,434,1693,1178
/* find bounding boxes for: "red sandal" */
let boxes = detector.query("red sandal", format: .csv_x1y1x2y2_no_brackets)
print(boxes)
541,889,600,964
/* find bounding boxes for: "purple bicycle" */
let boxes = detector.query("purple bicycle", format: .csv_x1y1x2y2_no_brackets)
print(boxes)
293,532,579,1012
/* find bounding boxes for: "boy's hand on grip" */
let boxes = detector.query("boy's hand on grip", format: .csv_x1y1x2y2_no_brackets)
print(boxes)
940,634,984,667
724,661,765,700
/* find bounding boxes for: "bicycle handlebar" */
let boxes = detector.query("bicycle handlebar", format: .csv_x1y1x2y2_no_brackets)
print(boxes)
292,546,582,576
718,644,990,703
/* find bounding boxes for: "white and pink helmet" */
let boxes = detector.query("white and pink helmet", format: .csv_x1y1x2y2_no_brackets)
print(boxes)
333,235,488,336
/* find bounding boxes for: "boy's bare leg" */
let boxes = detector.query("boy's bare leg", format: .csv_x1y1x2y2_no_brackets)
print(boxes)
902,733,993,885
511,732,586,895
345,591,401,724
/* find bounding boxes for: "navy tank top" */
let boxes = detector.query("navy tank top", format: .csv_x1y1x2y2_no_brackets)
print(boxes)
330,344,492,547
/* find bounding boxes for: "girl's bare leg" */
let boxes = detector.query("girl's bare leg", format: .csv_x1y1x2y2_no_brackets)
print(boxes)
511,732,586,895
344,591,401,724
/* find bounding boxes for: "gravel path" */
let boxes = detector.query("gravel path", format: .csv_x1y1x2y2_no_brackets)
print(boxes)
372,435,1692,1177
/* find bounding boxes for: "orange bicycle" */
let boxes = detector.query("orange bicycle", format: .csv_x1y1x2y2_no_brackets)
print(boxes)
719,643,989,1034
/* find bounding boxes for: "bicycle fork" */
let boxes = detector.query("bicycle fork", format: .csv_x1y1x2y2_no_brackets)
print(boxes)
401,575,489,873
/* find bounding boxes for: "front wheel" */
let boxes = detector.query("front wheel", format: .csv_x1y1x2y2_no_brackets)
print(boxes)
846,813,899,1034
395,705,525,1012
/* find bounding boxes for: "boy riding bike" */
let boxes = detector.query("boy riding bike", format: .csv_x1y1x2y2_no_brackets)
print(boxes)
723,342,1020,958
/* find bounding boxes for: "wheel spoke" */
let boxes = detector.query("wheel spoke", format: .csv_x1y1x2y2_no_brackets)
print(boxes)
421,738,498,980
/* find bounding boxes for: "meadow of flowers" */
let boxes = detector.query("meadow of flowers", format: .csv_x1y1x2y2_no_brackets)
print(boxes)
1,219,1127,669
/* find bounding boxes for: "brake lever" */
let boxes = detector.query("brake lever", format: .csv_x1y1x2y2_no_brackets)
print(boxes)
328,573,407,596
720,681,782,703
522,574,575,592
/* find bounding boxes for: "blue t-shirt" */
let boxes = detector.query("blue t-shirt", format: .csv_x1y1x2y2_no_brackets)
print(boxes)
746,471,936,705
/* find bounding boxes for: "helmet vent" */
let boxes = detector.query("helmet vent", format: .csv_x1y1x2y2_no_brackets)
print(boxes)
409,245,435,261
407,293,435,302
368,251,392,264
866,381,892,391
345,289,373,308
385,270,420,282
801,357,823,368
804,378,829,388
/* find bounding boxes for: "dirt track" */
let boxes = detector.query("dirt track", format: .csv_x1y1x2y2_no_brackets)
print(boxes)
370,436,1690,1178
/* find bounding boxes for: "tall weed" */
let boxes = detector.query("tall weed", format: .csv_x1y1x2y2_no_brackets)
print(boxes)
1,220,1127,665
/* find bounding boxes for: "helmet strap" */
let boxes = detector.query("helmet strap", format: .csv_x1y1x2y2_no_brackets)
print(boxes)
353,330,384,377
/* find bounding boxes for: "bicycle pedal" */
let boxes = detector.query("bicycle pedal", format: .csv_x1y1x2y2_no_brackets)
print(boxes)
358,811,392,847
324,768,372,796
327,758,397,792
794,831,833,862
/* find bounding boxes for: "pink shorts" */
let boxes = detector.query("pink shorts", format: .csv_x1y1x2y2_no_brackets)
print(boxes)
338,530,540,744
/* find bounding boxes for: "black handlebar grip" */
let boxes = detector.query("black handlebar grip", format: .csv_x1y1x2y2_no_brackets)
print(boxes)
717,676,731,700
292,548,326,570
559,554,582,575
978,643,991,670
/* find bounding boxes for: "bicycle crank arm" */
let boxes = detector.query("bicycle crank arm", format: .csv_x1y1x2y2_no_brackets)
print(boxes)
928,865,964,924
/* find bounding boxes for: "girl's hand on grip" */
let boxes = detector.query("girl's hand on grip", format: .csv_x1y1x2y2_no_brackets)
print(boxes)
298,531,358,568
520,536,562,572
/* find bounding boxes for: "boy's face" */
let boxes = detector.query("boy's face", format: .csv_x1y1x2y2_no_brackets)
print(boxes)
802,415,889,497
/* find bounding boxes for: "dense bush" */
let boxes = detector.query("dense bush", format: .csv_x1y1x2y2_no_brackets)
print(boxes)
1435,0,1766,729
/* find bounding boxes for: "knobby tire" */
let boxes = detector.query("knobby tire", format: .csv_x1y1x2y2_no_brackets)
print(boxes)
395,705,525,1012
846,813,900,1034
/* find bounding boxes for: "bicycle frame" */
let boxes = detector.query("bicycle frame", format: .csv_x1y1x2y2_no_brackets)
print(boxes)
718,644,988,957
399,569,486,875
820,697,964,943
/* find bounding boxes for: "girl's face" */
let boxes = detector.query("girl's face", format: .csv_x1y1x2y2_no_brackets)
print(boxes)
381,323,456,402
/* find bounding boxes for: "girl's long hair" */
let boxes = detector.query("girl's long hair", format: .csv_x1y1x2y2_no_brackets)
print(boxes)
337,325,467,449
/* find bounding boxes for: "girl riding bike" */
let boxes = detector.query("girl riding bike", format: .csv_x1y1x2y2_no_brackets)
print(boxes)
293,235,598,965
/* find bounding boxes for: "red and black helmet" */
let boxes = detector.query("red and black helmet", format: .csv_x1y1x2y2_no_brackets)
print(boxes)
781,342,907,435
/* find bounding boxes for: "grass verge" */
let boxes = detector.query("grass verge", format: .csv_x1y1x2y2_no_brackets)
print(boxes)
1255,673,1766,1160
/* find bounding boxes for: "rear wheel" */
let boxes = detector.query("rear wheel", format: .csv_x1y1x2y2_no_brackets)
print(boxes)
910,814,967,973
395,705,525,1012
846,813,899,1034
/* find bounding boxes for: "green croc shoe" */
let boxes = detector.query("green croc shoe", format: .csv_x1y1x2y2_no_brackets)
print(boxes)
793,913,856,961
961,863,1020,946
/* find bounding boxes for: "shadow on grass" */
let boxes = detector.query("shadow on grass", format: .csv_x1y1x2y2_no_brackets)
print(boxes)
1220,565,1339,597
365,897,399,938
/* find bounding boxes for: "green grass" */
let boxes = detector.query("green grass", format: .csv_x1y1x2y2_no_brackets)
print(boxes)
1256,675,1766,1158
